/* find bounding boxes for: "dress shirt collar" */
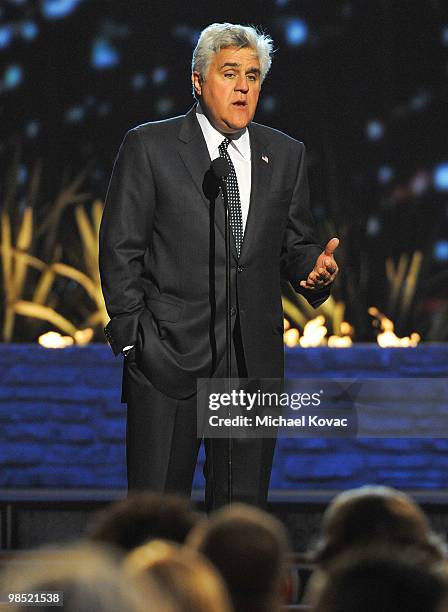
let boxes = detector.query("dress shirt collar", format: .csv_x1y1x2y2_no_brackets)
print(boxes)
196,103,251,161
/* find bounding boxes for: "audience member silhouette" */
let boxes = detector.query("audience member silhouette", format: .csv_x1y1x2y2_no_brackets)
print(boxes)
188,502,290,612
86,493,201,554
311,485,446,567
308,551,448,612
0,543,165,612
124,539,232,612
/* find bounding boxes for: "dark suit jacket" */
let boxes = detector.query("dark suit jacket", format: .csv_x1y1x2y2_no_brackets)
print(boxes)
99,105,329,399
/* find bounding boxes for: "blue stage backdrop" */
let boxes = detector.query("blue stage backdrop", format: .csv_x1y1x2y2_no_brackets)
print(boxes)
1,345,448,498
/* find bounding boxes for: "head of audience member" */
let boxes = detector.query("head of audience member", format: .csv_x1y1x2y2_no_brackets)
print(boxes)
0,543,165,612
312,485,446,567
86,493,202,555
187,502,290,612
124,539,232,612
307,551,448,612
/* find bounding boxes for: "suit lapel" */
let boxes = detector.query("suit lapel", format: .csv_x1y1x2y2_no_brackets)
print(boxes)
178,107,212,206
240,124,273,261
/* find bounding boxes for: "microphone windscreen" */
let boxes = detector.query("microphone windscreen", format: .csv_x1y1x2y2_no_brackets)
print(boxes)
211,157,231,179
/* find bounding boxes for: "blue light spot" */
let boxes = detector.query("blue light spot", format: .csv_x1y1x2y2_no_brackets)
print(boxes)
17,165,27,185
173,24,200,46
4,65,23,90
261,95,277,113
366,216,381,237
378,166,394,183
173,24,189,39
65,106,85,123
410,171,429,195
276,0,290,6
25,120,40,138
155,98,173,116
434,162,448,191
152,67,167,85
20,21,39,41
285,18,308,46
0,25,13,49
442,26,448,46
91,38,120,69
366,119,384,141
433,240,448,262
409,90,431,111
41,0,82,19
131,73,147,90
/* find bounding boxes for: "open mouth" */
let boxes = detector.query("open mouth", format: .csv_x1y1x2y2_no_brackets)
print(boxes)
232,101,247,107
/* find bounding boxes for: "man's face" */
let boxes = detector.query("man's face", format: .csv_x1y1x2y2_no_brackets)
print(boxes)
192,46,261,134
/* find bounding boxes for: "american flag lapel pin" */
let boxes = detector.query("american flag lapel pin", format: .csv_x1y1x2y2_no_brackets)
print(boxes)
261,154,269,164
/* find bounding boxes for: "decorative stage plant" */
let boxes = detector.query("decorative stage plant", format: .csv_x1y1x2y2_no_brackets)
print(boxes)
0,154,107,343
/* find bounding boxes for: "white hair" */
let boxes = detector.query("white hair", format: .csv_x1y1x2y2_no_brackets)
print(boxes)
192,22,274,86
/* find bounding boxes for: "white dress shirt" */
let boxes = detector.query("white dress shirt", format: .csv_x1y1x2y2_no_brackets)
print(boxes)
196,104,251,232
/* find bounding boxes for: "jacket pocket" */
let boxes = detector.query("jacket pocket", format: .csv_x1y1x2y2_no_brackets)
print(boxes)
145,297,183,322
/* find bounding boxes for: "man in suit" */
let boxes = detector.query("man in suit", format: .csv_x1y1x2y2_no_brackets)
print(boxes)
99,23,339,510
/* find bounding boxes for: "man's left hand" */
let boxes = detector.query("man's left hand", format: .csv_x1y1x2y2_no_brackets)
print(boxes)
299,237,339,290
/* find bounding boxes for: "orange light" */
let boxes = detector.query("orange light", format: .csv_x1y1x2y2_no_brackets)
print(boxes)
299,315,327,348
38,331,74,349
369,307,420,347
328,335,353,347
284,328,300,347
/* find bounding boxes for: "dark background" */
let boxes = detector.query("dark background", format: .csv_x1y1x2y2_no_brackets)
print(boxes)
1,0,448,341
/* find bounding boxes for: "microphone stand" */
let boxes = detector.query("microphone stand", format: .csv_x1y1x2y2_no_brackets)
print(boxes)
220,176,233,506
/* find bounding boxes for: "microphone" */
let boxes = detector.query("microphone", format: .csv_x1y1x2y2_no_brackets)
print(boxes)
211,157,231,180
210,157,233,505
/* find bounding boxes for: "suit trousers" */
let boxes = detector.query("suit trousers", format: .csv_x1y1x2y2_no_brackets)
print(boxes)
123,315,277,510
